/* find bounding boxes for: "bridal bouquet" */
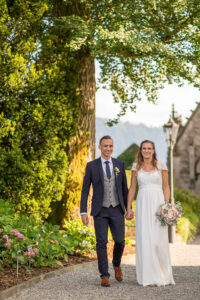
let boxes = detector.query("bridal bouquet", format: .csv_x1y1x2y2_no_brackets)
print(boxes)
156,202,183,226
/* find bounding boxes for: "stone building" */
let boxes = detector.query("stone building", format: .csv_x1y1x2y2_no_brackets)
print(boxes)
173,102,200,194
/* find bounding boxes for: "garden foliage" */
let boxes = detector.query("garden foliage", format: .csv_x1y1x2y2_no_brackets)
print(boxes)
175,188,200,242
0,1,81,221
0,200,95,269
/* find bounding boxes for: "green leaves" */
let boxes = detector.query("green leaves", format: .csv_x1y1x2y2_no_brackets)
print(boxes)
175,188,200,242
89,0,200,123
0,200,95,268
0,1,81,219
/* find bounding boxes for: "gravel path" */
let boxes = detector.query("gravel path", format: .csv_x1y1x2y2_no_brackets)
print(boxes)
6,241,200,300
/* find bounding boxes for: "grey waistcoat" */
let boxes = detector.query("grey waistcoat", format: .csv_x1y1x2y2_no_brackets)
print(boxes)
102,171,120,208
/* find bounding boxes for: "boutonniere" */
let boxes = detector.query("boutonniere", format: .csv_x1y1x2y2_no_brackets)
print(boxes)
114,167,120,176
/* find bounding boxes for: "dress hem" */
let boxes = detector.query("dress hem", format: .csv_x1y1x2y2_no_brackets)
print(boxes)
137,280,175,287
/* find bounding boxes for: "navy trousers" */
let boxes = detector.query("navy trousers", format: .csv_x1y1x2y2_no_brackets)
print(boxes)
94,205,125,278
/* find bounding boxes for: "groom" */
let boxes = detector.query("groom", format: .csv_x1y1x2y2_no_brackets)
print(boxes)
80,135,128,287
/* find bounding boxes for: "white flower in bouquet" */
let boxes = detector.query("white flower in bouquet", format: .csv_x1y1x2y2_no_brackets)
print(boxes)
156,202,183,226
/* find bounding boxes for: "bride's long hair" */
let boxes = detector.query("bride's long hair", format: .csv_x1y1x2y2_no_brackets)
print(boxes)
135,140,158,173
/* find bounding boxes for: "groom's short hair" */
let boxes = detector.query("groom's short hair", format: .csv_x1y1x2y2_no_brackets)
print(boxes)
99,135,113,145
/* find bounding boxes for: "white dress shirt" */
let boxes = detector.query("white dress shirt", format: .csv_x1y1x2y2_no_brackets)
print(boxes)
80,156,113,215
101,156,113,176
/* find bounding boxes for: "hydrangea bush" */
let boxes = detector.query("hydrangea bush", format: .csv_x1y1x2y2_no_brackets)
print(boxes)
0,200,96,269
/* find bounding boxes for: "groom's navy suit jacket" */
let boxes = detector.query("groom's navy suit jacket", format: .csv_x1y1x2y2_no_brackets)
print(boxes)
80,157,128,217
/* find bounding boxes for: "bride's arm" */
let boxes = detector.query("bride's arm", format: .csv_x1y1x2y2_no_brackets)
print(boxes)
126,171,137,219
162,170,170,203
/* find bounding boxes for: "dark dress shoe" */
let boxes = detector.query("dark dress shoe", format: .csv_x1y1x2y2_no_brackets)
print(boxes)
113,266,123,282
101,277,110,287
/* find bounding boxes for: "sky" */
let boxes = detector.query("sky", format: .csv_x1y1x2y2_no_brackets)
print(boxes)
95,66,200,127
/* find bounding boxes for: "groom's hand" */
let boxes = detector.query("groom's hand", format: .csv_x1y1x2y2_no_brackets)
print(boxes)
81,214,89,226
126,209,134,220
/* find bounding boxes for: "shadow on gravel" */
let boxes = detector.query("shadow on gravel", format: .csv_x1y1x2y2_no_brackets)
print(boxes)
172,266,200,283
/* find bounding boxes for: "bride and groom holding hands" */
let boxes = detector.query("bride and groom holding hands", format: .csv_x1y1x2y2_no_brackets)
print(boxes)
80,135,175,287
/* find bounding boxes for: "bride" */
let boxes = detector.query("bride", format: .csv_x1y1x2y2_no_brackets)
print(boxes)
126,140,175,286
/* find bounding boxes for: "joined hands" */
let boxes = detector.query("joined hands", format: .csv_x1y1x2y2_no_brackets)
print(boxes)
126,209,134,220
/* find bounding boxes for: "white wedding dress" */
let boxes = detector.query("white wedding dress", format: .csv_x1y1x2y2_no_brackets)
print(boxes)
132,161,175,286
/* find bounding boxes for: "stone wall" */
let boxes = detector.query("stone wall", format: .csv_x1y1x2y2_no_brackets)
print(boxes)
174,104,200,194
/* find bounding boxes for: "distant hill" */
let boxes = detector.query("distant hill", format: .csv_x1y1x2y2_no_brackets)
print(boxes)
96,117,168,162
117,143,139,170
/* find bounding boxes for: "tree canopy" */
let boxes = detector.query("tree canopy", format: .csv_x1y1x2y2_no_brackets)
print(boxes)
64,0,200,123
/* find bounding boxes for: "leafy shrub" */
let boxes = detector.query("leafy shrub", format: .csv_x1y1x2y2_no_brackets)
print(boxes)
0,200,95,269
0,1,82,222
175,188,200,242
174,188,200,216
63,220,96,255
125,237,135,246
176,217,196,242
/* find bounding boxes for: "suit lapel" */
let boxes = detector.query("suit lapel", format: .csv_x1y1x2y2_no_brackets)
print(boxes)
97,157,104,185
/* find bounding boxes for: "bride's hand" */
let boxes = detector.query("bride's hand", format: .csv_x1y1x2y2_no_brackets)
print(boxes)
126,209,134,220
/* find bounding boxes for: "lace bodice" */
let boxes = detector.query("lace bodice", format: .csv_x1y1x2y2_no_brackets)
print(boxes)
131,161,167,189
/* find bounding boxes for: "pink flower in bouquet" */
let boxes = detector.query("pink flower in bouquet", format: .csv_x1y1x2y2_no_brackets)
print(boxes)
168,212,173,219
173,211,177,217
157,207,162,216
156,201,182,226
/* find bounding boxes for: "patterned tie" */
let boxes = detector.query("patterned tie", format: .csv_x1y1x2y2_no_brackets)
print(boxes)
105,161,111,179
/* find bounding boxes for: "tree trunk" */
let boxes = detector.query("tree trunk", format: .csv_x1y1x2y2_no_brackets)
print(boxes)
63,54,96,222
72,53,96,163
47,1,95,225
49,54,95,225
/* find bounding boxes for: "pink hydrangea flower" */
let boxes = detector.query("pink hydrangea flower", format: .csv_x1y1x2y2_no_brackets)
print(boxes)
24,251,34,258
5,242,11,249
33,248,39,254
10,229,18,235
3,235,9,240
17,233,24,239
24,248,39,258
